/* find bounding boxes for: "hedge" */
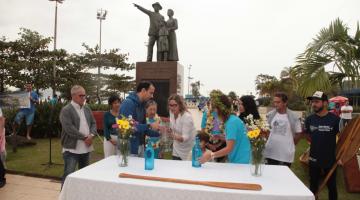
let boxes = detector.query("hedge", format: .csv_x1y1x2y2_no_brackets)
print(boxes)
3,102,108,138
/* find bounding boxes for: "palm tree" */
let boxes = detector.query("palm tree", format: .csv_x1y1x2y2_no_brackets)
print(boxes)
294,18,360,97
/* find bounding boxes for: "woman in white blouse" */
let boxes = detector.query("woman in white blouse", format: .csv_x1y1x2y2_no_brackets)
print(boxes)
168,94,196,160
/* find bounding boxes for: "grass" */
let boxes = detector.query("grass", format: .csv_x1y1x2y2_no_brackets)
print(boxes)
5,137,105,179
5,138,360,199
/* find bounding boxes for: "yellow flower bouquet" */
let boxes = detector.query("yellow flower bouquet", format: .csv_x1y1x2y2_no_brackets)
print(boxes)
115,115,136,167
245,114,269,176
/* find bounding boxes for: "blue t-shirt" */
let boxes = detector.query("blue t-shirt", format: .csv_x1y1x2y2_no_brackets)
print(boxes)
225,114,251,164
20,91,38,114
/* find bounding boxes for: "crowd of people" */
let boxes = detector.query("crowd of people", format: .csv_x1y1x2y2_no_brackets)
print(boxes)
0,81,355,200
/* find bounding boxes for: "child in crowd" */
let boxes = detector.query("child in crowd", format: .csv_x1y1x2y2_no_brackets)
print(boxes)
188,133,213,161
145,100,161,158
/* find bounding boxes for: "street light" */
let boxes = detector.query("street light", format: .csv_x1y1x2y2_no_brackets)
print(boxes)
43,0,64,167
96,9,107,104
188,65,193,95
49,0,64,95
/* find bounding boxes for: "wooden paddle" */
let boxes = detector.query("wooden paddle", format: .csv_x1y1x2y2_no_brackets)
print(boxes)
316,117,360,197
119,173,262,191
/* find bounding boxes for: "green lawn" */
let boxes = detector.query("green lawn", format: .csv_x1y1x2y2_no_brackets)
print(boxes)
5,138,360,199
5,137,105,179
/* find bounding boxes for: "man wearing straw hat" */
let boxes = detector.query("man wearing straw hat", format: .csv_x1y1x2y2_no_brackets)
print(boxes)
304,91,340,200
134,2,165,62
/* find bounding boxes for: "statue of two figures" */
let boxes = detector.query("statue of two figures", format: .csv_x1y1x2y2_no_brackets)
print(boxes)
134,2,179,62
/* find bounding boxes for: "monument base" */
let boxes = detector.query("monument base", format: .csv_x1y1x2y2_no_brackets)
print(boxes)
136,61,184,117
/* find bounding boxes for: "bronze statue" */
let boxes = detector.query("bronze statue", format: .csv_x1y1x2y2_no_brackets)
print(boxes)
133,2,164,62
157,19,169,61
166,9,178,61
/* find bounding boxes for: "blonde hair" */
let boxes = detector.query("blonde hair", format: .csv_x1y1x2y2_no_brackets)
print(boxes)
168,94,187,114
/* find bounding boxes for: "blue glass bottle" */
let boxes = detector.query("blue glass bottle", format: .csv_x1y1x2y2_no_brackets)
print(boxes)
192,137,202,168
145,139,154,170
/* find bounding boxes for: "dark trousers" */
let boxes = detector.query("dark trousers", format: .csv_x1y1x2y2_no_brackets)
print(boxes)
309,162,337,200
147,35,159,61
62,151,90,188
266,158,292,167
0,159,5,183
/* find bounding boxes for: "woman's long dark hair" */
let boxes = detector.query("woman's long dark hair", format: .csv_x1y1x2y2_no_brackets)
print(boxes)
239,95,260,122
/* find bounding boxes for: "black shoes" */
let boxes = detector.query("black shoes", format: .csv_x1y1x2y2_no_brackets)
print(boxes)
0,178,6,188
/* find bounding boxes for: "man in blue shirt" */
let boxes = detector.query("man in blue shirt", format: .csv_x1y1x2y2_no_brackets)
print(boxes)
12,83,39,140
119,81,160,156
304,91,340,200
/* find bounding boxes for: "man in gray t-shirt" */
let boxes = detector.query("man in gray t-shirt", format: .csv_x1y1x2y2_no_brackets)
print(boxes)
264,92,302,167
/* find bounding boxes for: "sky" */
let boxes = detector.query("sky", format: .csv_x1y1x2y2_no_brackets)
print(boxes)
0,0,359,97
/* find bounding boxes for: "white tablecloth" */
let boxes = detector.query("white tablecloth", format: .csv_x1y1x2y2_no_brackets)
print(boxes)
59,156,314,200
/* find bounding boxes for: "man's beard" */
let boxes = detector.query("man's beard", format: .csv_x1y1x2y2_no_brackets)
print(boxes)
312,106,323,113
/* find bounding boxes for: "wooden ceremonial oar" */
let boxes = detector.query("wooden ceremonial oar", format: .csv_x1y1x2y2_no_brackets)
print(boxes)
316,117,360,197
119,173,262,191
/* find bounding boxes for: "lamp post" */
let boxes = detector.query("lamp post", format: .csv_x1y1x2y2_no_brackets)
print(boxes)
188,65,193,96
49,0,64,96
96,9,107,104
42,0,64,166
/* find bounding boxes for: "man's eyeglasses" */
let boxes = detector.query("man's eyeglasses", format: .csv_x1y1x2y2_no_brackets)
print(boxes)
78,94,86,99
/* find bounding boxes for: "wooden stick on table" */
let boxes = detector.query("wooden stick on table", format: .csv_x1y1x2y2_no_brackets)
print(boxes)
119,173,262,191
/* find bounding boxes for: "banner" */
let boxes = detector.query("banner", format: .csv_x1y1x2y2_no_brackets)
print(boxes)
0,91,30,109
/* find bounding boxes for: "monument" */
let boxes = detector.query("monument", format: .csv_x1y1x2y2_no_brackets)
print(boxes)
134,2,183,117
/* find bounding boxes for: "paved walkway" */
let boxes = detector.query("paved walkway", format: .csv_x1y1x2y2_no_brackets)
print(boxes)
0,174,60,200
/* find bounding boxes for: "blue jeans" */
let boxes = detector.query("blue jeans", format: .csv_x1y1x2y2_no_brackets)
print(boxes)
62,151,90,188
14,111,35,125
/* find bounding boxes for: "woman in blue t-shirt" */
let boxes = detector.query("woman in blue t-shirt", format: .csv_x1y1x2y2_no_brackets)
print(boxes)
199,95,251,164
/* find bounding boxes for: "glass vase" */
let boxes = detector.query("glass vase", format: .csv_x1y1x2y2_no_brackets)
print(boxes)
250,148,264,177
117,137,130,167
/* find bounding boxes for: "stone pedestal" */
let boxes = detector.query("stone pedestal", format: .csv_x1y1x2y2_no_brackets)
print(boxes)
136,61,184,117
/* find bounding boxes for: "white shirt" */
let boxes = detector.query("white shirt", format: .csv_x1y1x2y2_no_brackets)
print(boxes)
63,101,94,154
263,113,302,163
340,105,353,119
170,111,196,160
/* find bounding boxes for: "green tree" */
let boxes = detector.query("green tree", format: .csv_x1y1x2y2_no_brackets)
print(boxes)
11,28,53,93
295,18,360,97
56,52,96,101
0,37,21,93
255,67,306,110
255,74,281,96
191,81,201,99
81,44,135,103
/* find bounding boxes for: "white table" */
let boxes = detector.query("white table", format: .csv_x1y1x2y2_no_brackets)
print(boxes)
59,156,314,200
